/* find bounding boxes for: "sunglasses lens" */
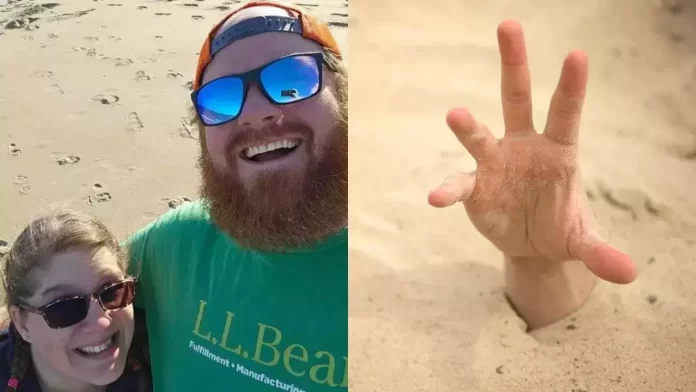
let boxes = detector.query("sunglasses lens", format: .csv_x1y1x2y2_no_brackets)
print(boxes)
43,299,89,329
100,280,135,310
261,55,321,104
195,77,244,125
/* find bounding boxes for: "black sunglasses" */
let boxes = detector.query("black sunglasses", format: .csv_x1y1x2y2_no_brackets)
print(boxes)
20,278,137,329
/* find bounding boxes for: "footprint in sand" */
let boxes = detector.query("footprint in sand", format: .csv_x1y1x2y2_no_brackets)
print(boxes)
137,6,148,10
161,197,191,209
183,80,193,90
48,9,95,22
114,58,134,67
215,6,230,11
107,4,123,6
84,36,99,41
5,18,39,30
56,154,80,165
141,212,158,220
135,70,151,81
48,33,58,39
51,83,64,94
108,36,121,41
182,3,199,6
0,240,9,257
191,15,204,20
34,70,53,78
8,143,21,156
14,175,30,194
595,181,669,220
155,12,172,16
126,112,144,132
179,117,198,140
86,48,97,57
17,4,51,17
167,70,183,78
92,94,120,105
87,183,112,205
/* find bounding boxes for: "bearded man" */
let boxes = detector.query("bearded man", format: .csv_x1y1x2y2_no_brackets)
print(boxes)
126,2,348,391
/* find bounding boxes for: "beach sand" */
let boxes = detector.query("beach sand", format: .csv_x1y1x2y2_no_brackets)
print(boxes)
349,0,696,390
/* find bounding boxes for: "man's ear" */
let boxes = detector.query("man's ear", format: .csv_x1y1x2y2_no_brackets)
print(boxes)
9,305,32,343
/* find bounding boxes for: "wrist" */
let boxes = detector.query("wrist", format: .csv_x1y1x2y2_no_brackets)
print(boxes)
504,254,596,330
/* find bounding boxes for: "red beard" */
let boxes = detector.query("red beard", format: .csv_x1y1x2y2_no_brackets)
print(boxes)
198,120,347,252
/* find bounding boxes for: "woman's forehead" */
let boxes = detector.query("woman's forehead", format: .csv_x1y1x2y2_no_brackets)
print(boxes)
28,248,123,296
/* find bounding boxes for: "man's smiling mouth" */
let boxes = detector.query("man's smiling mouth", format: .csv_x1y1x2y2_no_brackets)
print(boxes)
241,138,303,163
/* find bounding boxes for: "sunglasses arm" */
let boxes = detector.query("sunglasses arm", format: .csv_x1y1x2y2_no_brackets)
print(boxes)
18,304,43,316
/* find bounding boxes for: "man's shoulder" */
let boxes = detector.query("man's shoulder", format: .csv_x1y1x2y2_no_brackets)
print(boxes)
127,199,213,241
155,198,211,225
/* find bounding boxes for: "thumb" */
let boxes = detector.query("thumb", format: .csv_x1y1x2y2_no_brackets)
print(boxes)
570,233,637,284
428,171,477,208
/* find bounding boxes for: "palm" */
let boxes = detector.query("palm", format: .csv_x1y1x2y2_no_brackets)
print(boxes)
428,21,636,284
468,133,586,259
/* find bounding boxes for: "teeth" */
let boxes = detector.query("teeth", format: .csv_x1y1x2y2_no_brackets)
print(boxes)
244,139,299,158
77,335,114,355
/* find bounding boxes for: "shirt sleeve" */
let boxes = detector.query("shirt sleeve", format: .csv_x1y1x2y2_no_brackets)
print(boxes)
120,200,203,310
121,219,159,310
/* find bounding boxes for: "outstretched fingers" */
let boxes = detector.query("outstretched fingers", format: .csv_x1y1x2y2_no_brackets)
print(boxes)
570,233,637,284
428,171,477,208
446,108,499,163
543,50,589,145
497,20,534,134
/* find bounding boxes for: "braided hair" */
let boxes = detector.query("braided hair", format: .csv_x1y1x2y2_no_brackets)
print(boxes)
3,325,30,392
0,210,151,391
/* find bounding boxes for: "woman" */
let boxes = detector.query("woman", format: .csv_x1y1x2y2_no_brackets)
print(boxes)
0,211,151,391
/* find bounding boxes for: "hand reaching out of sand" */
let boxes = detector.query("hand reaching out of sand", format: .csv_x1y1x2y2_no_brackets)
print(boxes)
428,21,637,286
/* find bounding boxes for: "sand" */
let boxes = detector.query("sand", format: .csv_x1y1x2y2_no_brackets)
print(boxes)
349,0,696,390
1,0,695,390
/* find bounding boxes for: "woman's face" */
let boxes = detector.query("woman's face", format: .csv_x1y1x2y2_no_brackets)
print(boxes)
11,247,135,386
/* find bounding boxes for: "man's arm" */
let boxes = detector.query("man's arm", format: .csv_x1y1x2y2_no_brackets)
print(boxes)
504,255,596,330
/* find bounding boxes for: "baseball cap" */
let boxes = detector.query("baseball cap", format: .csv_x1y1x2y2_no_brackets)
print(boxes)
193,0,342,90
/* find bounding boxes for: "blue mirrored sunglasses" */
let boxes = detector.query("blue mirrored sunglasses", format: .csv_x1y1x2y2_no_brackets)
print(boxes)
191,52,324,126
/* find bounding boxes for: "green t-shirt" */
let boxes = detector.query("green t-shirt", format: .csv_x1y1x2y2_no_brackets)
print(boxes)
124,200,348,391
